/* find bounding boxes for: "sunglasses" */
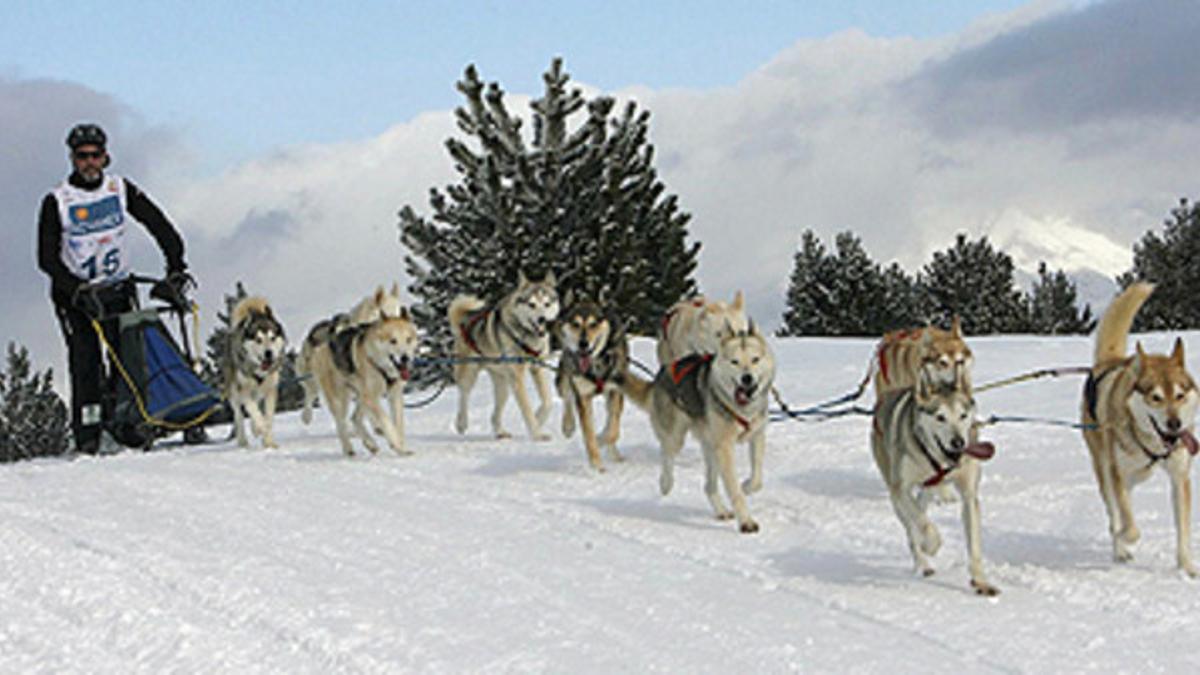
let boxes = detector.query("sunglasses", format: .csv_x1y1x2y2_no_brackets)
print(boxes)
73,150,106,160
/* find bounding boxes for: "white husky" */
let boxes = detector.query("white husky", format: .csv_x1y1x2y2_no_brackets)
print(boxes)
624,323,775,533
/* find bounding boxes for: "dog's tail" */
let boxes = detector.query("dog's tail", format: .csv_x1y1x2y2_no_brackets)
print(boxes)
297,325,322,425
231,296,272,328
448,294,485,331
620,372,654,410
1094,282,1154,365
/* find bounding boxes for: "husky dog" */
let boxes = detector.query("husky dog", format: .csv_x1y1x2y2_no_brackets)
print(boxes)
349,283,404,325
449,271,559,441
624,323,775,533
556,294,629,472
873,317,973,397
224,296,287,449
299,308,418,457
872,370,998,595
657,291,749,365
1081,282,1200,575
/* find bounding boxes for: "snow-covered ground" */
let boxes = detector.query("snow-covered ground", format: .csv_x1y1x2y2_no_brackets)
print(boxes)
4,334,1200,673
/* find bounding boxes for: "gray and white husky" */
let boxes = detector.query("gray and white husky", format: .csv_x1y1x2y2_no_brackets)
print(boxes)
871,371,998,596
448,271,560,441
224,296,287,449
623,322,775,533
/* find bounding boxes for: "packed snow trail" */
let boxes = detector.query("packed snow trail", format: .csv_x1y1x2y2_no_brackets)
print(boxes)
3,336,1200,673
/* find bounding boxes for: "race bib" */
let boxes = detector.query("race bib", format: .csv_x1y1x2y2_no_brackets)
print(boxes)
56,177,131,282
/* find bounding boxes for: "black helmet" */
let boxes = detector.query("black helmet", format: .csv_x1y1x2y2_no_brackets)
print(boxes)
66,123,107,149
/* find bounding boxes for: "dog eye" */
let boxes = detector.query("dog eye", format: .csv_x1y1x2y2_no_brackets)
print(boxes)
936,414,947,423
1176,391,1186,402
751,357,760,365
730,359,740,366
1151,393,1164,403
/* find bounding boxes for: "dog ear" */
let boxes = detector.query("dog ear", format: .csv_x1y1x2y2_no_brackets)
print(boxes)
747,318,759,337
916,369,934,405
544,269,556,287
1135,342,1148,374
951,315,963,338
373,285,386,305
517,269,529,287
732,290,745,311
390,282,401,298
1172,337,1186,366
398,305,411,321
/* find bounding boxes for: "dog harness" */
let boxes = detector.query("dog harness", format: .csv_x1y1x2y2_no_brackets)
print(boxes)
562,343,625,392
460,307,542,358
656,354,753,432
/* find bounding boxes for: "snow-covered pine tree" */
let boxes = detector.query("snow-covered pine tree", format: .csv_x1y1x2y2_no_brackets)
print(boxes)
923,234,1029,334
1,343,70,463
779,230,924,336
778,230,834,336
400,59,699,386
1027,262,1095,334
878,262,929,332
1119,197,1200,330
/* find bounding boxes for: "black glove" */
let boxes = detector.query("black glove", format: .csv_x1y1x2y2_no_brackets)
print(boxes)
71,283,105,319
152,268,195,310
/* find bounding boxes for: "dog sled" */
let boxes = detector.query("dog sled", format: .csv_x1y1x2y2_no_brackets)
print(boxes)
80,274,223,450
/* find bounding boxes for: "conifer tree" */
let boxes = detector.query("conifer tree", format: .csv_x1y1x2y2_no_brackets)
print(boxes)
778,230,835,336
1,343,70,462
400,59,699,384
923,234,1029,334
1027,262,1095,334
1119,198,1200,330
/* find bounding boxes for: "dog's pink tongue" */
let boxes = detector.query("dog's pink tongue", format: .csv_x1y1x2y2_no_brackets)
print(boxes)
1183,430,1199,456
965,441,996,461
580,355,592,373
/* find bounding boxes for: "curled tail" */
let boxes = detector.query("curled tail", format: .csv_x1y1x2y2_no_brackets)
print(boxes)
448,295,485,333
620,372,655,410
1094,282,1154,365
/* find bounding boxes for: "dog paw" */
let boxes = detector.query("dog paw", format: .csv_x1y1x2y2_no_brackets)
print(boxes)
454,413,468,435
739,519,760,534
971,579,1000,597
300,409,312,425
264,438,279,450
392,447,414,457
606,447,625,462
1179,561,1199,578
918,566,935,578
741,478,762,495
494,430,512,440
714,510,735,521
1120,524,1141,545
659,472,674,496
1113,547,1134,564
532,432,552,442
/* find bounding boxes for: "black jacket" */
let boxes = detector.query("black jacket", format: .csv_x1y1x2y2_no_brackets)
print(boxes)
37,172,186,307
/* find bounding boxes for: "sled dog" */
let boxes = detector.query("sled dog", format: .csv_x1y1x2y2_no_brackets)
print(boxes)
224,296,287,449
1081,282,1200,575
657,291,749,365
349,283,405,325
871,370,998,595
449,271,559,440
556,294,629,471
873,317,973,397
299,307,418,456
624,322,775,533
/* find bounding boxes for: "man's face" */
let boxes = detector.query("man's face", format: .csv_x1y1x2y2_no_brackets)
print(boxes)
71,143,106,182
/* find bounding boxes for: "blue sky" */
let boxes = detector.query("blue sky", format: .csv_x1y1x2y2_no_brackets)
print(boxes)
4,0,1034,170
6,0,1198,381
